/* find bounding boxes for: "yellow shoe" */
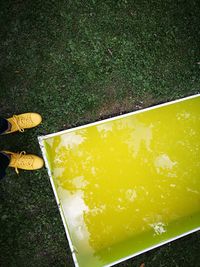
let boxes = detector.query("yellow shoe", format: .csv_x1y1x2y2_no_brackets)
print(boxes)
5,113,42,134
3,151,44,174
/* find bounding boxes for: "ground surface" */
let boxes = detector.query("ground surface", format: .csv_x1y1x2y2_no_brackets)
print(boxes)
0,0,199,267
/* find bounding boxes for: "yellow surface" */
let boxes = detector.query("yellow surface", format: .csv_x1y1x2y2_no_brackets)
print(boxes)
43,95,200,267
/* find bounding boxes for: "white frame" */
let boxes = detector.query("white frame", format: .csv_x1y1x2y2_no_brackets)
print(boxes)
38,93,200,267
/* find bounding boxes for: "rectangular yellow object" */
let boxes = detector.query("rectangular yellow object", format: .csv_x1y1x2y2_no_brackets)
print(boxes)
39,94,200,267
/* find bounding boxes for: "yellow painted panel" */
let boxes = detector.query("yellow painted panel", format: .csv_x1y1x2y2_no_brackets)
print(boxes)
40,95,200,267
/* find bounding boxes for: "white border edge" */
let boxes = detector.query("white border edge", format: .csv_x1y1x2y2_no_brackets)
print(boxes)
38,136,80,267
39,93,200,141
104,227,200,267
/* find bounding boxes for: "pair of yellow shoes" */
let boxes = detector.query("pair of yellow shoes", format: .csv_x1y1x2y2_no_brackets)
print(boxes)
2,113,44,174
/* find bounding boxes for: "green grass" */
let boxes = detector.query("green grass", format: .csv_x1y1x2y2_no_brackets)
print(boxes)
0,0,199,266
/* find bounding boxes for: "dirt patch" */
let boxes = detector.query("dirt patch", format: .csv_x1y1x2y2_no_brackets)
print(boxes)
96,92,159,120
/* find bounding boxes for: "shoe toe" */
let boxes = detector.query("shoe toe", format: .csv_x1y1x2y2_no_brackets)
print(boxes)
33,156,44,170
31,113,42,126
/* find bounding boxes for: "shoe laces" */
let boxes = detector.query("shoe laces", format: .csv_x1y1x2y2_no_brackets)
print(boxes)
10,115,25,132
13,151,33,174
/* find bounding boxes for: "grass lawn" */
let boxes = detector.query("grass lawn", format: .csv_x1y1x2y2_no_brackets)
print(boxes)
0,0,199,266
